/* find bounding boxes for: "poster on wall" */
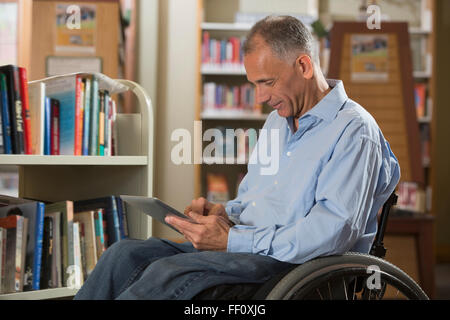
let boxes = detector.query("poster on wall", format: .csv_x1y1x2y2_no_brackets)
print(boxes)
55,3,97,53
350,34,389,82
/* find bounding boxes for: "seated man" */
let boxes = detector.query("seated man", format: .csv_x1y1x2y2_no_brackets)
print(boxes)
74,15,400,300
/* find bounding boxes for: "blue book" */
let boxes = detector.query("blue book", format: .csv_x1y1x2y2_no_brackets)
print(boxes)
44,97,51,155
0,73,12,154
82,77,91,155
0,201,45,291
89,77,99,155
115,197,129,240
45,75,81,155
103,91,110,156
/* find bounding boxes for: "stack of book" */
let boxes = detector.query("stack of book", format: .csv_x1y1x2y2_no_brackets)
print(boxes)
396,182,426,213
201,32,245,71
0,65,124,156
203,82,261,115
0,194,128,294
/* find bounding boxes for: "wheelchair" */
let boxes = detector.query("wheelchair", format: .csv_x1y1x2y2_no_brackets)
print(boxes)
195,193,429,300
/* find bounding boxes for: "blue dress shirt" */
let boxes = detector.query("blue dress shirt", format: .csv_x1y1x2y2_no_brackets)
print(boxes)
225,79,400,264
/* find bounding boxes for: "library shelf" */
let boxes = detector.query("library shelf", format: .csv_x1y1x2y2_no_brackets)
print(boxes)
0,77,155,300
201,22,252,31
201,65,246,75
0,288,78,300
0,155,147,166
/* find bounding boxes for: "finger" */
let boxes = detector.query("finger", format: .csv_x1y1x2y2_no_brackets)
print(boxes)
184,205,192,215
165,214,201,233
186,211,211,223
191,198,206,215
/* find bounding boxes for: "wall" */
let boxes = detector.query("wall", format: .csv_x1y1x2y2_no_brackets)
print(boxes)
138,0,199,240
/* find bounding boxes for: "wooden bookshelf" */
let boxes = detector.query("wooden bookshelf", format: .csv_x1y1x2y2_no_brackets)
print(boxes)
0,78,155,300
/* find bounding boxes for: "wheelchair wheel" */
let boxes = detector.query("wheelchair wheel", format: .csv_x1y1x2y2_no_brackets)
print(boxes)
265,252,428,300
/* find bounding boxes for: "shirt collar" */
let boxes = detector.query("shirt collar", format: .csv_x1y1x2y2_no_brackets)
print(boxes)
300,79,348,123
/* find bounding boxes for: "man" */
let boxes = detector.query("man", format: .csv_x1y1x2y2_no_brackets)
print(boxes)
74,15,399,300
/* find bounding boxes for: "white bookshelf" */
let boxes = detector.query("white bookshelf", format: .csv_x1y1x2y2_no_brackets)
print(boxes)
0,78,155,300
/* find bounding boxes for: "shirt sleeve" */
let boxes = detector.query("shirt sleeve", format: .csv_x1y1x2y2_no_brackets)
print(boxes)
224,172,250,225
226,122,383,264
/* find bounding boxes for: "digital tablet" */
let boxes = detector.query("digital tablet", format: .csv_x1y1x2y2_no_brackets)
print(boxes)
120,195,197,234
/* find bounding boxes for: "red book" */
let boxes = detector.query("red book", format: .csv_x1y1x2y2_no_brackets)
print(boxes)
74,76,83,155
50,99,60,155
19,67,32,154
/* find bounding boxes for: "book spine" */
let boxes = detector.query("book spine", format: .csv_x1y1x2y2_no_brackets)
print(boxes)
32,202,45,290
51,99,60,155
0,74,12,154
98,91,105,156
44,98,51,155
72,222,83,288
82,78,91,156
14,216,24,292
94,210,105,260
103,91,110,156
89,77,99,156
19,68,32,154
11,66,24,154
109,196,120,244
74,76,83,156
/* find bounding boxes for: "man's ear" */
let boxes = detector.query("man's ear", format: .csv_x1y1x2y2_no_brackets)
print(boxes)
295,54,314,80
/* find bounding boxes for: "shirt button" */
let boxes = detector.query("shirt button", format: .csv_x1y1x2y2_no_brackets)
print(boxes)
287,151,291,156
252,202,256,207
274,180,278,185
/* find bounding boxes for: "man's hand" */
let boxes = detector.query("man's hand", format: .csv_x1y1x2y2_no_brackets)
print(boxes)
165,212,231,251
184,197,233,226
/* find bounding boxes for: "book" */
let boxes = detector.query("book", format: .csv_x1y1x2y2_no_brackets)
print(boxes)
27,81,46,155
50,98,60,155
0,215,28,293
82,77,91,156
19,67,32,155
40,216,53,289
72,222,84,288
73,210,97,280
0,201,45,291
89,76,99,155
103,91,110,156
0,73,12,154
414,83,426,118
44,74,83,155
98,90,105,156
206,173,229,205
0,65,25,154
75,77,84,156
115,196,129,240
44,211,62,288
93,209,106,260
45,201,74,287
74,196,121,247
43,97,51,155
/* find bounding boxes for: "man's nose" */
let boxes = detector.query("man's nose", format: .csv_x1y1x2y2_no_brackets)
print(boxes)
255,86,270,105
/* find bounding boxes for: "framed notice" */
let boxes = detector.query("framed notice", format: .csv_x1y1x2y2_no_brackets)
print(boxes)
55,3,97,53
46,56,103,77
350,34,389,82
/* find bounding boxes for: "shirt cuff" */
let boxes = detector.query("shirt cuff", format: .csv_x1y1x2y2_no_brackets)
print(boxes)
227,225,255,253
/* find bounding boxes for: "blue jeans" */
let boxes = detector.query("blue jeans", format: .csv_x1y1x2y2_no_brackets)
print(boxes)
74,237,293,300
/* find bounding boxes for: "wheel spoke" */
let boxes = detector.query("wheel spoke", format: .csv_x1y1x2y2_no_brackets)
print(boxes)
343,278,348,300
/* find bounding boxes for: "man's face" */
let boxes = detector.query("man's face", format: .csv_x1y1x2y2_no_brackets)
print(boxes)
244,39,305,118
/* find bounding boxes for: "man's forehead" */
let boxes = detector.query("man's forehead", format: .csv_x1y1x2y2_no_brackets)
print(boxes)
244,46,283,83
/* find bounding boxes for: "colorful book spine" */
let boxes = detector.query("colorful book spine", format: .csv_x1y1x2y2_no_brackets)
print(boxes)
89,77,99,156
82,77,91,156
50,99,60,155
103,91,110,156
19,67,32,155
93,210,105,260
98,91,105,156
0,73,12,154
74,76,83,156
44,97,51,155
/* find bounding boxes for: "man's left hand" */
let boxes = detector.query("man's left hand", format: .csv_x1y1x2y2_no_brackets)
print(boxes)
165,212,231,251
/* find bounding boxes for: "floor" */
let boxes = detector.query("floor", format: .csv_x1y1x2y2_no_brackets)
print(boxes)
435,263,450,299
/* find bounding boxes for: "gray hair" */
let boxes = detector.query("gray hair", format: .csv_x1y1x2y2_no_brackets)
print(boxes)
243,15,318,64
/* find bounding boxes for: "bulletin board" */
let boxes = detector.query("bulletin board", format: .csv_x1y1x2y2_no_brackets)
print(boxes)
328,22,424,185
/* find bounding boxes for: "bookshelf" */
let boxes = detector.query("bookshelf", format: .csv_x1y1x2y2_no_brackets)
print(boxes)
0,78,155,300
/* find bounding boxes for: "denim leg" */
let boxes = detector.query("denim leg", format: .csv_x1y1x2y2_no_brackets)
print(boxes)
115,250,293,300
74,237,195,300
